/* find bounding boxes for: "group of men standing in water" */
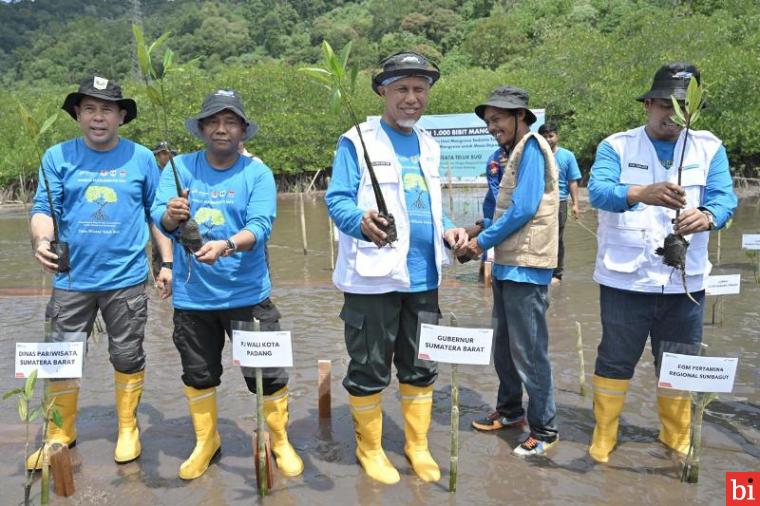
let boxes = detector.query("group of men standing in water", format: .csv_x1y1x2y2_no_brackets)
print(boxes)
27,52,736,485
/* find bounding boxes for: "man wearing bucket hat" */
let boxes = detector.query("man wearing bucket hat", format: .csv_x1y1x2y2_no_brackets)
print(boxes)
586,62,737,463
28,75,173,470
151,89,303,480
152,141,178,170
464,86,561,457
325,51,467,484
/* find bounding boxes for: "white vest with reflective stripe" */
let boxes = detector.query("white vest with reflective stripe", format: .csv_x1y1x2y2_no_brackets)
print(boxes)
332,119,449,294
593,126,721,293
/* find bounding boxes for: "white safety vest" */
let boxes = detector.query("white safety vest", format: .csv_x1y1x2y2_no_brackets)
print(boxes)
333,118,449,294
594,126,722,293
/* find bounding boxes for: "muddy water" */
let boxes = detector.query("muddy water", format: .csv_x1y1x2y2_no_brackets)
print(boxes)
0,191,758,506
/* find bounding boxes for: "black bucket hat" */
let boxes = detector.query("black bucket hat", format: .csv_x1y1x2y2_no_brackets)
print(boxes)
474,86,537,125
62,75,137,124
185,89,257,141
152,141,177,155
371,51,440,95
637,62,701,102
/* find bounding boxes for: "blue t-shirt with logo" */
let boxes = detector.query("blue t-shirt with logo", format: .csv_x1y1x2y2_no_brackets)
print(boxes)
31,138,158,291
150,151,276,310
555,147,582,200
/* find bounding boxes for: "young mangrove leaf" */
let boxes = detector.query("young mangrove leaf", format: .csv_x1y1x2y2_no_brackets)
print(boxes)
38,114,58,139
18,396,28,422
671,96,686,126
2,388,23,400
163,48,175,73
51,408,63,429
29,407,41,423
24,369,38,400
148,31,172,56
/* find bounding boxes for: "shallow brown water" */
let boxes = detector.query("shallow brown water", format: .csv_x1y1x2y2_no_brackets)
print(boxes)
0,190,758,506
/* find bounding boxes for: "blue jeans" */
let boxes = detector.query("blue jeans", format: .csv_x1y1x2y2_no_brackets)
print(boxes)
595,285,705,380
492,280,558,441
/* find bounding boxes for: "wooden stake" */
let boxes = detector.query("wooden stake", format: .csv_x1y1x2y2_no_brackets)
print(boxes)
448,313,459,493
299,192,308,255
575,321,587,396
305,168,322,193
41,446,49,505
49,443,75,497
447,162,454,215
483,260,493,288
318,360,331,419
253,318,269,496
326,176,336,270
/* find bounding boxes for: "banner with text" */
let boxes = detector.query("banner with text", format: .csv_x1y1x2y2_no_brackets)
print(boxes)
417,324,493,365
15,342,84,379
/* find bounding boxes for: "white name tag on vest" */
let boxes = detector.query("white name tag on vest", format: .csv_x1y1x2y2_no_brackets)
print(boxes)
658,352,738,393
15,342,84,379
417,324,493,365
232,330,293,368
741,234,760,250
705,274,741,296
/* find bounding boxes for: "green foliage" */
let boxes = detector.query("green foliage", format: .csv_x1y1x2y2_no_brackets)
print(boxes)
3,369,62,429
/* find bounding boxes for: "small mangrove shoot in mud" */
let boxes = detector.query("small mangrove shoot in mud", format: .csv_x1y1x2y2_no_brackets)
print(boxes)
3,370,63,506
654,76,705,304
132,24,203,254
18,105,69,273
300,41,397,246
448,313,459,493
681,344,718,484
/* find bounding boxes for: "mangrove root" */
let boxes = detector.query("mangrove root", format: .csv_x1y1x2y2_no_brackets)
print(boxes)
179,219,203,253
656,233,698,305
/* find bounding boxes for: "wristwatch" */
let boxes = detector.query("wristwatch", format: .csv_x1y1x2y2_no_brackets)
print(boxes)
698,207,716,231
160,261,173,270
225,238,237,252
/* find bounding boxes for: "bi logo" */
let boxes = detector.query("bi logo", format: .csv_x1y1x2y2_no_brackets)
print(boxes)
727,473,758,505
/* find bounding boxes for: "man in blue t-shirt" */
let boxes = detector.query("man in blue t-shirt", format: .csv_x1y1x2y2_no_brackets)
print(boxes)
464,86,560,457
28,76,173,470
538,123,582,285
325,51,467,485
152,89,302,480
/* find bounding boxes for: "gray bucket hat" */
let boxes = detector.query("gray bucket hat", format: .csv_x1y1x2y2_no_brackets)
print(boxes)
474,86,537,125
62,75,137,124
637,62,701,102
372,51,440,95
185,89,258,141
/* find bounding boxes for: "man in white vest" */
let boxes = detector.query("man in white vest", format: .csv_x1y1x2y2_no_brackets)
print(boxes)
586,62,737,463
325,51,467,484
464,86,560,456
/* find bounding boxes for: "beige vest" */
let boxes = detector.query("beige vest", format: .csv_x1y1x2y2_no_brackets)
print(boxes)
493,132,559,268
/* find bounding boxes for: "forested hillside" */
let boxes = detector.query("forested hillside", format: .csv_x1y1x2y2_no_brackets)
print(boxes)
1,0,758,194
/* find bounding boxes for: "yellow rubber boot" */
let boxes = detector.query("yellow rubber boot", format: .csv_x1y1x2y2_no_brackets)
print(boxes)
348,393,400,485
263,387,304,477
26,379,80,471
588,375,629,463
179,386,222,480
399,384,440,482
114,370,144,463
657,388,691,455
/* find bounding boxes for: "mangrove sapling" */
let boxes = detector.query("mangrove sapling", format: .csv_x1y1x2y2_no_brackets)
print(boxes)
3,369,63,506
18,105,69,273
132,25,203,255
680,344,718,484
300,41,397,246
654,76,705,304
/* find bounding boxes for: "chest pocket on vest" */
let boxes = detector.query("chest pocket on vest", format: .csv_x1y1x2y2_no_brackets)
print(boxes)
602,226,647,273
679,165,706,205
620,165,653,186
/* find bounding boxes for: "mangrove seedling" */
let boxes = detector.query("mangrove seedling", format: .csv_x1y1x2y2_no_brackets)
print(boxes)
300,41,397,246
3,369,63,506
680,343,717,484
654,76,705,304
132,24,203,254
18,105,69,273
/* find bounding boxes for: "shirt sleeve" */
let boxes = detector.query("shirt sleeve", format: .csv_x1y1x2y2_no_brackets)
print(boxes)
442,211,455,231
588,140,636,212
150,162,181,238
477,139,546,251
244,163,277,244
567,150,582,181
324,137,366,240
701,145,737,229
30,148,62,220
142,153,160,224
482,150,501,220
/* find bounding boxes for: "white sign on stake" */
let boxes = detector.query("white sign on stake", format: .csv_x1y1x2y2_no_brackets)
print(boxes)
705,274,741,296
741,234,760,250
15,342,84,379
417,324,493,365
658,352,738,393
232,329,293,368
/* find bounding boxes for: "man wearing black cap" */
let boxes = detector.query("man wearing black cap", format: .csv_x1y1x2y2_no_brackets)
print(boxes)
464,86,560,457
586,63,737,463
28,75,173,470
152,141,177,170
151,89,302,480
325,51,467,484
